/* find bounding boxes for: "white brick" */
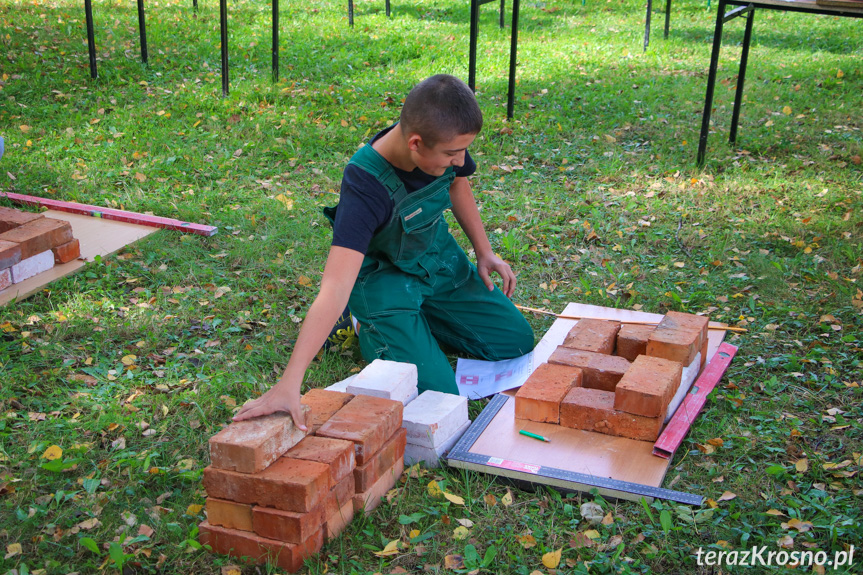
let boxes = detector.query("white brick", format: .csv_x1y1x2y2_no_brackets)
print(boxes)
0,268,11,291
403,390,469,449
404,421,470,469
325,374,357,393
347,359,418,405
10,250,54,284
665,351,702,423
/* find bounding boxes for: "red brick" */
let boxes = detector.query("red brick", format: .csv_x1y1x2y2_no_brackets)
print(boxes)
209,407,309,474
301,388,355,432
560,387,663,441
354,428,407,492
0,268,10,291
562,318,621,354
199,520,322,573
614,355,682,418
324,498,355,542
202,457,329,513
316,394,403,465
0,207,43,234
52,238,80,264
0,217,73,259
646,312,709,367
206,498,254,532
252,505,324,544
353,457,404,515
514,363,582,424
0,240,21,270
548,346,631,392
286,435,355,487
615,324,655,361
326,473,357,518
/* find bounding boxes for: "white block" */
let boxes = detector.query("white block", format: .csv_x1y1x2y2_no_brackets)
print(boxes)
404,420,470,469
665,351,702,423
10,250,54,284
0,268,11,291
403,390,469,448
325,374,357,393
347,359,418,405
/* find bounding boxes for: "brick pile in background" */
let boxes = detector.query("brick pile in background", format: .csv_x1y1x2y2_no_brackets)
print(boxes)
515,311,709,441
0,206,81,291
200,389,405,572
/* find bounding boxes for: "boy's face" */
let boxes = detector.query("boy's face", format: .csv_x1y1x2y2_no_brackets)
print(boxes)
409,132,477,177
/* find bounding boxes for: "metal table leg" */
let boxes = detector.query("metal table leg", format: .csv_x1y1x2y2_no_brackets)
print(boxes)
499,0,505,28
469,0,479,90
665,0,672,38
220,0,229,96
729,7,755,145
272,0,279,81
386,0,391,17
85,0,98,78
506,0,519,118
644,0,652,51
697,0,727,166
137,0,149,64
193,0,198,12
348,0,354,26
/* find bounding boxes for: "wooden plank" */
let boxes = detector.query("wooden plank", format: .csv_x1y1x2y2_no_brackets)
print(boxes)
0,210,156,306
1,192,217,237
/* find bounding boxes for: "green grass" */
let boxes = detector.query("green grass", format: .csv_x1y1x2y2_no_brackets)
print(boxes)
1,0,861,572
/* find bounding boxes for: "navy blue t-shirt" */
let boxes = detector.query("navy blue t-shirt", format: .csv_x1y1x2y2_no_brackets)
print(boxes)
331,125,476,255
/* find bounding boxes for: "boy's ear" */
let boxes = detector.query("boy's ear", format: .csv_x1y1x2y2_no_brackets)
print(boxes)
405,133,423,152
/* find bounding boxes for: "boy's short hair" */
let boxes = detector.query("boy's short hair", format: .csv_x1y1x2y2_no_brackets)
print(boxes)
400,74,483,147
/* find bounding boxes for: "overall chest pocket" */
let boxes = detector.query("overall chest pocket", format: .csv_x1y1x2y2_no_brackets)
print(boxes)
394,193,451,265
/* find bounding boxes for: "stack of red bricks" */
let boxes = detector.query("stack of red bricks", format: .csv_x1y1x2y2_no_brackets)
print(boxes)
200,389,405,572
0,207,80,291
515,311,709,441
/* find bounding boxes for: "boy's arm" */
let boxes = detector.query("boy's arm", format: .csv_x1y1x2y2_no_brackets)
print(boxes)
449,176,517,298
232,246,365,426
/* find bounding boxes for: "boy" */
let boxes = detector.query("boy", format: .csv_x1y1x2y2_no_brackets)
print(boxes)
234,75,534,427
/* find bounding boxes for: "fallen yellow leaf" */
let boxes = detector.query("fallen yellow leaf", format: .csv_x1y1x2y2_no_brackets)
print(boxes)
501,490,513,506
542,548,562,568
121,354,137,366
453,526,469,540
185,504,204,515
427,480,444,499
275,194,294,210
484,493,497,506
443,492,465,506
781,518,813,533
516,534,537,549
5,543,22,559
409,529,420,539
42,445,63,460
717,491,737,502
795,458,809,473
373,539,400,557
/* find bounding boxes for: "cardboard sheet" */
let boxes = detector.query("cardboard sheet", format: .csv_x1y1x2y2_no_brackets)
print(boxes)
1,210,157,306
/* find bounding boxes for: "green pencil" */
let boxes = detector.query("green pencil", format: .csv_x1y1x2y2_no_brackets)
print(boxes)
519,429,550,442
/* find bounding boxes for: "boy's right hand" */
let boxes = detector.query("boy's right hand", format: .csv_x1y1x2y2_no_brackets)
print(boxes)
232,382,307,431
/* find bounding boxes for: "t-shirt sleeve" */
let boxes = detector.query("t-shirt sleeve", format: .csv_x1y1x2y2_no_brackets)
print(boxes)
331,164,393,254
455,150,476,178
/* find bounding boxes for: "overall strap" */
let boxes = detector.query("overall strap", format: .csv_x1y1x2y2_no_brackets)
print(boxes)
348,144,408,204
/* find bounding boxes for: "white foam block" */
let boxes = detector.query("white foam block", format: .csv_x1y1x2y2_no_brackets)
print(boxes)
404,420,471,469
403,390,469,449
347,359,418,405
10,250,54,284
326,374,357,393
664,351,702,423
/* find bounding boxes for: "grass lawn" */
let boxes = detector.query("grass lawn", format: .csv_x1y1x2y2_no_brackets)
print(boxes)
0,0,861,572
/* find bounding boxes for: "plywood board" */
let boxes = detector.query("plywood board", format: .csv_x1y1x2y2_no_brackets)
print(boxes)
0,210,157,306
447,303,730,504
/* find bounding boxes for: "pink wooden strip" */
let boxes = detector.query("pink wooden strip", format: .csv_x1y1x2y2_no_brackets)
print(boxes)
1,192,217,237
652,342,738,459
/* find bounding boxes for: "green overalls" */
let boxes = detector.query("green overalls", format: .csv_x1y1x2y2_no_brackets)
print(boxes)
327,143,534,395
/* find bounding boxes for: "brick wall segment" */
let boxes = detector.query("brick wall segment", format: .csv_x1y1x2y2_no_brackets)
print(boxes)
404,420,470,469
353,457,405,515
199,520,323,573
0,207,43,234
316,394,403,465
0,268,11,291
548,346,631,392
402,390,469,449
0,217,73,260
326,473,356,518
346,359,418,405
560,387,663,441
286,435,355,488
324,499,355,542
646,312,708,367
664,311,709,351
52,238,80,264
613,355,682,418
10,250,54,284
252,505,325,544
562,318,621,355
514,363,583,424
208,406,310,474
301,388,354,433
615,324,655,361
202,457,330,513
0,240,22,270
205,497,254,532
354,428,407,493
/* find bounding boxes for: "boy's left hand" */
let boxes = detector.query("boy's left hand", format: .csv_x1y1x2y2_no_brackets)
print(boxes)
477,253,516,298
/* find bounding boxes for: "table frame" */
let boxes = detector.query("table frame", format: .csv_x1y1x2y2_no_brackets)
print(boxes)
468,0,520,118
696,0,863,166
